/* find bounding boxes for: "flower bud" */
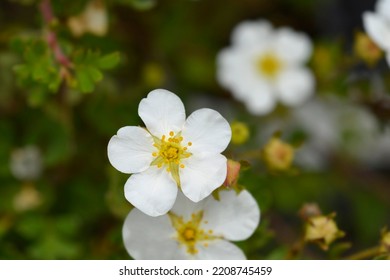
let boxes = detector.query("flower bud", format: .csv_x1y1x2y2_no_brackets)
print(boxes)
299,203,322,220
354,31,382,67
223,159,241,188
263,137,294,171
13,183,42,212
304,213,345,250
230,121,250,145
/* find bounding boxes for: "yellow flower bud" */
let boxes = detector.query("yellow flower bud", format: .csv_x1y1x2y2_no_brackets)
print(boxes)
263,137,294,171
304,213,345,251
354,31,383,67
230,121,250,145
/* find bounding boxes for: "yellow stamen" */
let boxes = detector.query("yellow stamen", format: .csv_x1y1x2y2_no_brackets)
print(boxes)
256,52,283,80
168,211,218,256
150,131,192,186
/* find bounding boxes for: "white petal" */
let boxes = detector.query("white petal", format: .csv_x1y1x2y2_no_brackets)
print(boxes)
122,209,187,259
376,0,390,21
231,20,273,46
181,109,231,156
363,11,390,50
107,126,155,174
138,89,186,138
216,48,247,90
274,27,313,64
195,239,246,260
202,190,260,241
242,82,276,115
124,166,178,217
180,154,227,202
275,67,315,107
170,190,206,221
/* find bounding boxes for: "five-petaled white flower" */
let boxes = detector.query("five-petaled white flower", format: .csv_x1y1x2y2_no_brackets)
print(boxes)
107,89,231,217
363,0,390,65
217,20,315,115
122,189,260,259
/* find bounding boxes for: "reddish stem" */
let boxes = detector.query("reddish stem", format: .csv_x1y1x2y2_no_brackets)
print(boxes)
39,0,72,69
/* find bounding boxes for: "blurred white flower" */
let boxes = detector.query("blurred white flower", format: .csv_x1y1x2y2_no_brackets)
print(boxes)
10,145,43,181
361,126,390,167
217,20,315,115
68,0,108,37
363,0,390,65
122,190,260,260
256,96,384,170
108,89,231,217
293,97,379,168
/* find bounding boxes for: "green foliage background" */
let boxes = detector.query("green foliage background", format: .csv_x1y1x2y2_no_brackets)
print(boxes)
0,0,389,259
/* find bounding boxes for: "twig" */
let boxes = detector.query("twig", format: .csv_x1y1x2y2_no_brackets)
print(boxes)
39,0,72,72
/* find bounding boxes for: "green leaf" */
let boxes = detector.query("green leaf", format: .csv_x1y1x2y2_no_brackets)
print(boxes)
72,50,120,93
98,52,120,69
12,39,62,94
75,69,95,93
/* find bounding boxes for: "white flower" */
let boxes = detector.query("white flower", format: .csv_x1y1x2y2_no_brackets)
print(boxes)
68,0,108,37
10,146,43,181
108,89,231,217
363,0,390,65
122,189,260,260
217,20,315,115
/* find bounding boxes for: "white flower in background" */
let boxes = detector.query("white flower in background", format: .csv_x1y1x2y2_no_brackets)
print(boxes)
68,0,108,37
217,20,315,115
10,145,43,181
108,89,231,217
293,97,380,167
122,190,260,260
256,96,385,170
363,0,390,65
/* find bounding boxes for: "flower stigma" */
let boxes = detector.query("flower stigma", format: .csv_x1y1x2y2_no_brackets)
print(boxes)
150,131,192,186
169,211,218,255
256,52,283,79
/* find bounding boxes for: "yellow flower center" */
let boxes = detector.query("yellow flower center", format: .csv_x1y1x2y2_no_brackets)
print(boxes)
256,52,282,79
169,211,218,255
151,131,192,186
183,228,196,241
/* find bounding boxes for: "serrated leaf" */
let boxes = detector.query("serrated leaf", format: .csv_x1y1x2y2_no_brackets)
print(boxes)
72,49,119,93
12,39,62,93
